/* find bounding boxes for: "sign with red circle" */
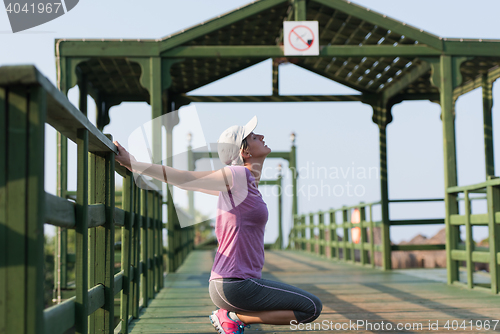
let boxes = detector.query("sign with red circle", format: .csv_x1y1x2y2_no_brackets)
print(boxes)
283,21,319,56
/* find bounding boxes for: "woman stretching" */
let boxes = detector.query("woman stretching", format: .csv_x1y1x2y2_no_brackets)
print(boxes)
114,116,322,334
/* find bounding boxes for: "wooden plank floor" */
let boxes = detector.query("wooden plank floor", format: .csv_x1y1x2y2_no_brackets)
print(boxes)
129,249,500,333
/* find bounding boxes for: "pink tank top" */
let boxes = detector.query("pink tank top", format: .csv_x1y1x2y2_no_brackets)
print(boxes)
209,166,269,281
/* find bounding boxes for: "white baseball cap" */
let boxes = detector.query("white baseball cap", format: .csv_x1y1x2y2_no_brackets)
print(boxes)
217,116,258,166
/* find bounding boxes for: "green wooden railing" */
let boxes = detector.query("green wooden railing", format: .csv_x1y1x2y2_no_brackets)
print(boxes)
447,176,500,294
290,199,451,267
0,65,194,334
290,201,382,267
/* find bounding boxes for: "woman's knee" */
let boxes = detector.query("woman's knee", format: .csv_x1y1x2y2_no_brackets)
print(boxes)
298,294,323,323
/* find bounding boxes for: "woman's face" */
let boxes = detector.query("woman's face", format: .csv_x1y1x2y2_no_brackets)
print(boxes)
245,132,271,158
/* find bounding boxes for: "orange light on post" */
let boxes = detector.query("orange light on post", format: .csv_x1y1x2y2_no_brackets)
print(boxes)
351,208,361,244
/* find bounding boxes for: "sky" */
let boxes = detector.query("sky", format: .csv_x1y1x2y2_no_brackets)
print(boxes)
1,0,499,245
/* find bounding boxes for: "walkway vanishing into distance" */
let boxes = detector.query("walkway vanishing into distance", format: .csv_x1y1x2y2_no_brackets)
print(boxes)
129,249,500,334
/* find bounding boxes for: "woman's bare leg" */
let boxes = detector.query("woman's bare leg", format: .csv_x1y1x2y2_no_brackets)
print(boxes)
235,310,296,325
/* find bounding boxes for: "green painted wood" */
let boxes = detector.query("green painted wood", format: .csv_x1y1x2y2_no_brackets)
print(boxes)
159,0,288,53
26,87,46,334
450,214,489,226
57,40,159,57
141,189,149,307
482,75,495,177
75,128,89,334
440,55,460,285
318,213,325,256
148,191,155,299
131,186,141,318
314,0,443,50
87,284,105,316
162,44,442,58
392,244,446,251
342,208,348,261
464,191,473,289
444,40,500,56
120,174,133,333
487,180,500,294
308,213,314,254
447,177,500,193
0,87,5,334
378,124,392,270
293,0,306,20
6,87,28,334
44,297,75,334
359,206,367,265
103,138,116,332
390,218,445,225
45,193,75,227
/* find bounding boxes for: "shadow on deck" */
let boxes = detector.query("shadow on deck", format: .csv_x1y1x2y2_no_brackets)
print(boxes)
129,250,500,333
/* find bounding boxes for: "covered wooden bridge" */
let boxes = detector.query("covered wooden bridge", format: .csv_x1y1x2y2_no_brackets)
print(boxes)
2,0,500,333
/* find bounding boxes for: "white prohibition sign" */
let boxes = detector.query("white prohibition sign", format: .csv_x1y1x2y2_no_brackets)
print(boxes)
288,25,315,51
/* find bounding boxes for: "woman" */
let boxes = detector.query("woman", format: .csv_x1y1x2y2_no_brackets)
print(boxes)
114,116,322,334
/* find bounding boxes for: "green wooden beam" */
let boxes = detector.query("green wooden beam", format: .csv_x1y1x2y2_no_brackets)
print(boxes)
444,40,500,56
312,0,443,50
382,62,431,102
56,40,159,57
162,45,441,58
159,0,288,53
174,94,365,104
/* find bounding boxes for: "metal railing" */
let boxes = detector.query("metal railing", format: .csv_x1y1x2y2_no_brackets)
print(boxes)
0,65,194,334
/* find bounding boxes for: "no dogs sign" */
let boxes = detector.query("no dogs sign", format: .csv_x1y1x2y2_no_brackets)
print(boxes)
283,21,319,56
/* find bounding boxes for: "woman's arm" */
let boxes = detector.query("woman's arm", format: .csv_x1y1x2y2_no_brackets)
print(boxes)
114,141,232,194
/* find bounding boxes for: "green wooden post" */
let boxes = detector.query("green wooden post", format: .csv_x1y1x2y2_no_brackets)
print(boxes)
301,216,306,251
487,178,500,294
379,124,392,270
26,87,47,334
277,170,283,249
369,205,375,268
148,191,155,299
329,211,337,260
290,137,298,219
120,173,134,333
464,191,473,289
318,212,325,257
272,59,279,96
1,86,46,334
308,213,315,253
440,55,460,284
75,128,88,334
293,0,306,21
158,193,164,289
0,87,5,334
141,189,149,307
55,130,68,299
88,142,115,333
360,205,368,266
131,185,141,318
342,207,348,261
482,74,495,177
350,209,355,264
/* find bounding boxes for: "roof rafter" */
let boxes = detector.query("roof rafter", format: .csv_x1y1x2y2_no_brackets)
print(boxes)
158,0,288,54
312,0,444,50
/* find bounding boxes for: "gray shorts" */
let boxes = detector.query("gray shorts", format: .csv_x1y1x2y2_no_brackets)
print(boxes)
209,277,322,324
